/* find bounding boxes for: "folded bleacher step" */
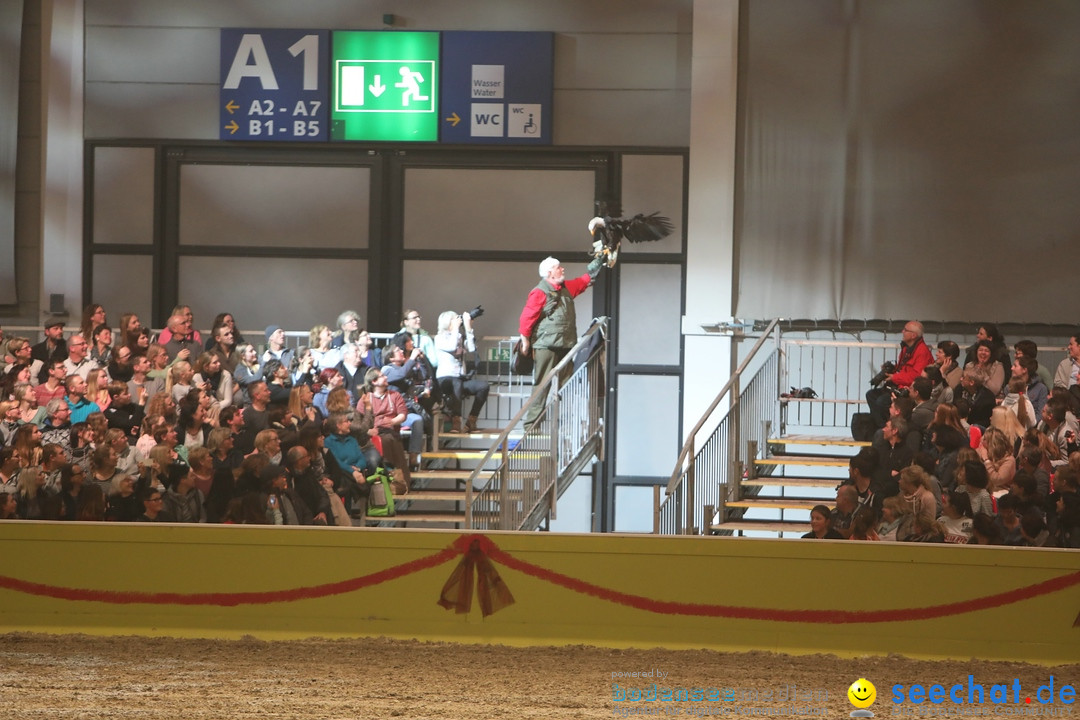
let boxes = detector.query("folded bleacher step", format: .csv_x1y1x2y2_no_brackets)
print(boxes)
381,512,467,525
411,469,476,481
711,519,812,535
741,476,840,488
755,455,849,467
726,498,824,511
768,435,870,448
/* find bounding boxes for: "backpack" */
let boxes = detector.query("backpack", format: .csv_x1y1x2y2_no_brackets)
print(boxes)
850,412,875,442
365,466,396,517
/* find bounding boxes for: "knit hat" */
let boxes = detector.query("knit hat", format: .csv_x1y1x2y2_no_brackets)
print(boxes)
265,325,282,342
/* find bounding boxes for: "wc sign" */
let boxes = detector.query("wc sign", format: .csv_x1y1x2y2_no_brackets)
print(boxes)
440,31,552,145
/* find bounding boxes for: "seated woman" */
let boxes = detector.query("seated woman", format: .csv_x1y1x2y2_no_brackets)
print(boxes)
192,352,235,411
977,425,1016,495
289,383,320,428
89,324,113,368
232,343,263,402
356,329,381,370
963,340,1006,396
937,489,974,543
321,413,370,516
433,310,490,434
309,324,342,372
79,304,107,349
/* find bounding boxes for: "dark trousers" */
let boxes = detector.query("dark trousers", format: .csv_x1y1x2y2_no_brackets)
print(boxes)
523,346,572,426
438,376,489,418
866,387,893,430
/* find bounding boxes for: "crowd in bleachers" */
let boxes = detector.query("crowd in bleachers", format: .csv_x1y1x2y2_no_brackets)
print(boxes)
0,301,489,525
801,322,1080,547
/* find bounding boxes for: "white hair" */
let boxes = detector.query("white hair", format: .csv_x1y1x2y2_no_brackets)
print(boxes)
538,257,560,278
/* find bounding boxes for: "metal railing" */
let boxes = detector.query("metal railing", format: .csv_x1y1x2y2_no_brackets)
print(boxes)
465,318,608,531
655,319,782,535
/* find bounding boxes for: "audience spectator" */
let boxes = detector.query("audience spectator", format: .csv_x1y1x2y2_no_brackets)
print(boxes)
1013,339,1054,394
62,333,97,381
401,309,437,368
1054,331,1080,390
309,324,342,372
162,313,201,363
331,310,362,349
802,504,843,539
434,310,490,434
866,321,933,430
31,320,67,381
1010,354,1047,419
79,304,107,349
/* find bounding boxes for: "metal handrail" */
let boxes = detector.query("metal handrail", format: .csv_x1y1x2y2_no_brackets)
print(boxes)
667,318,781,490
464,317,609,528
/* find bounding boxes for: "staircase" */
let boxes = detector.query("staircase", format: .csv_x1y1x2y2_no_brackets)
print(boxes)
710,434,869,536
366,424,520,528
365,318,609,530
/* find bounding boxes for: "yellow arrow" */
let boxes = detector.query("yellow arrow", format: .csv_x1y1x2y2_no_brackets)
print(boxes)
225,100,239,114
225,120,239,135
445,111,460,127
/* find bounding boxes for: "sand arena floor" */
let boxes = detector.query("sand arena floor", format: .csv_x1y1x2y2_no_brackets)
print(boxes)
0,633,1076,719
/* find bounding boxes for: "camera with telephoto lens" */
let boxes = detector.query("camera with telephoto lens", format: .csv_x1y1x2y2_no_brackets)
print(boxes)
465,305,484,320
869,361,896,387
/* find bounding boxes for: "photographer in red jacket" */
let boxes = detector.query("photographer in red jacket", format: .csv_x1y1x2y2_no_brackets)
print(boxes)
866,321,933,430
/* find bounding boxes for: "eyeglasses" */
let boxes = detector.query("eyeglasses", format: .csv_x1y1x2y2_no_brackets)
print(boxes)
406,315,421,321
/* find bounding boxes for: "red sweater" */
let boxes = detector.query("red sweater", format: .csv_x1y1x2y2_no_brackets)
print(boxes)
518,273,592,338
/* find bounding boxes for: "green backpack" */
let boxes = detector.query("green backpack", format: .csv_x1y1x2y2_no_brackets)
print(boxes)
366,466,396,517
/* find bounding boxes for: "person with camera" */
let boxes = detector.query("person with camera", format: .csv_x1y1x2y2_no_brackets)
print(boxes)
518,254,604,428
866,321,933,431
434,309,490,434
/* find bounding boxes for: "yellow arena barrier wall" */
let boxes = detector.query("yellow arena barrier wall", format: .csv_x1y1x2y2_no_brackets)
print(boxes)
0,523,1077,664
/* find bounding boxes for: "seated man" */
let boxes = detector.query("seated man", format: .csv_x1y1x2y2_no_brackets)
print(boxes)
865,321,933,430
262,325,295,369
908,377,935,434
1038,396,1077,467
34,359,69,408
65,374,101,424
31,319,67,383
40,399,72,453
62,333,98,381
1054,332,1080,390
334,343,365,399
433,310,490,434
830,485,866,539
162,313,201,363
103,381,144,442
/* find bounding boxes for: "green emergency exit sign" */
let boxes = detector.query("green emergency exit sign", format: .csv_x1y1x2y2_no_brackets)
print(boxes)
330,31,439,141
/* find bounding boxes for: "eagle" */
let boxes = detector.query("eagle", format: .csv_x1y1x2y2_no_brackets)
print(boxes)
587,206,674,268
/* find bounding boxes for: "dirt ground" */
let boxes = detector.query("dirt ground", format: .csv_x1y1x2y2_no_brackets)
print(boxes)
0,634,1076,719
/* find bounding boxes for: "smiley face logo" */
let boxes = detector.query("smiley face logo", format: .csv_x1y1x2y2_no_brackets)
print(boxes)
848,678,877,710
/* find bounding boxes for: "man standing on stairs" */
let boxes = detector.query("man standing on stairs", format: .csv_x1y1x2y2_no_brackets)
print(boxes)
518,249,604,428
865,320,933,431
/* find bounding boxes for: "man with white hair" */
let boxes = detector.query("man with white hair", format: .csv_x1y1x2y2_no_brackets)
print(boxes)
518,240,604,426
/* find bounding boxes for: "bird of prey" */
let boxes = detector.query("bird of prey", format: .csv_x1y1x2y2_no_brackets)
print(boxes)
587,208,674,268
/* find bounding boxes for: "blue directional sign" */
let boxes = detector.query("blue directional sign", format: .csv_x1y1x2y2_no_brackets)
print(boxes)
220,29,329,141
439,32,553,145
